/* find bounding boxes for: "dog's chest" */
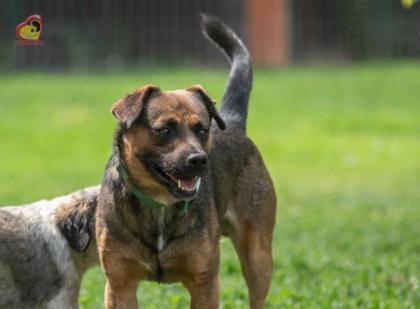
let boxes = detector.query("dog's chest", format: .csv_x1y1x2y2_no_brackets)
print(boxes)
130,209,207,282
137,208,187,254
156,215,165,252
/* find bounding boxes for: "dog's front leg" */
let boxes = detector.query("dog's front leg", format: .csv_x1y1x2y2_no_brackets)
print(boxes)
185,275,220,309
104,278,138,309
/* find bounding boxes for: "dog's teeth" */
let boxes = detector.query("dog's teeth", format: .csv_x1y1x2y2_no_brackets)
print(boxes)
195,177,201,190
178,180,181,188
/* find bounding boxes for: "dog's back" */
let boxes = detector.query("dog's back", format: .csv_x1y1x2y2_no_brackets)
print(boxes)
0,186,99,309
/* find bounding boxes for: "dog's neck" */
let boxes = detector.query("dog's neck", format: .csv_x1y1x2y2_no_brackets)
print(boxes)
106,163,200,252
105,145,202,252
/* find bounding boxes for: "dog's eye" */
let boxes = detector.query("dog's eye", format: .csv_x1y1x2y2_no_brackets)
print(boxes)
158,128,171,136
194,123,209,139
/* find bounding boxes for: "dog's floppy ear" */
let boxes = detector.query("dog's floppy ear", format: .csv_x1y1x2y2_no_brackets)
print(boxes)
111,84,160,129
56,195,98,253
187,84,226,130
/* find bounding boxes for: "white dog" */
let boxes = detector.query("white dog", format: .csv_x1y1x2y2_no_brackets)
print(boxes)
0,186,99,308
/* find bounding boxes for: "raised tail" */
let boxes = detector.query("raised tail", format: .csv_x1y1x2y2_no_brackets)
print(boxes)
201,14,252,132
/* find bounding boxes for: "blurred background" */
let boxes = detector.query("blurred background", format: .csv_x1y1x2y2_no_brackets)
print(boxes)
1,0,420,70
0,0,419,307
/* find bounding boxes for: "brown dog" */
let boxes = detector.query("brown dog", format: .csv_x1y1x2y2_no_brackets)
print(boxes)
96,15,276,309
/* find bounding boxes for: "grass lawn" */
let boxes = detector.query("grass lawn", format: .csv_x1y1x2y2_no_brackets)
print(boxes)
0,62,419,307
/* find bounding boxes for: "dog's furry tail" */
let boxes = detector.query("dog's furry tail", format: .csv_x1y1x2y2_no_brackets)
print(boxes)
201,14,252,132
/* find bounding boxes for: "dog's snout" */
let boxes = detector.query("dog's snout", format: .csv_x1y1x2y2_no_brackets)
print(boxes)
186,153,208,169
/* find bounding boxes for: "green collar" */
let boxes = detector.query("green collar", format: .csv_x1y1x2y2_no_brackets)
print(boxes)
116,163,189,213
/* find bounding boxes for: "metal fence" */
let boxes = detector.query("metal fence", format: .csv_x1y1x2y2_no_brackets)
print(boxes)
1,0,419,71
0,0,245,70
293,0,420,62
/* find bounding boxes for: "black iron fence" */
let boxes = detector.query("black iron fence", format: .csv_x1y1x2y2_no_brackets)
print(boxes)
293,0,420,62
0,0,419,70
0,0,245,70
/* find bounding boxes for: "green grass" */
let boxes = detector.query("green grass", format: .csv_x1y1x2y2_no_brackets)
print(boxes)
0,62,419,307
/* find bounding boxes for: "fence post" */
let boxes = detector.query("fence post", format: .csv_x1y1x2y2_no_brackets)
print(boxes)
246,0,291,66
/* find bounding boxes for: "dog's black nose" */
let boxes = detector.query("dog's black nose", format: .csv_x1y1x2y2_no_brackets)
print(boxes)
186,153,208,168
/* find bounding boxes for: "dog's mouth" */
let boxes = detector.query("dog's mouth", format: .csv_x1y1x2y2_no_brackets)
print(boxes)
148,162,201,199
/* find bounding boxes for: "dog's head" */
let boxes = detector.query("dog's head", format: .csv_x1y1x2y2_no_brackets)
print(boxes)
112,84,225,204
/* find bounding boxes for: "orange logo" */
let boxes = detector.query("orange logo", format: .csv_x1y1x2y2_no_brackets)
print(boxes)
15,15,43,45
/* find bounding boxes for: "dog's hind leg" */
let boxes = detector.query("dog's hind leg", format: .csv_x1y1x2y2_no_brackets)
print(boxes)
222,156,276,309
229,225,273,309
